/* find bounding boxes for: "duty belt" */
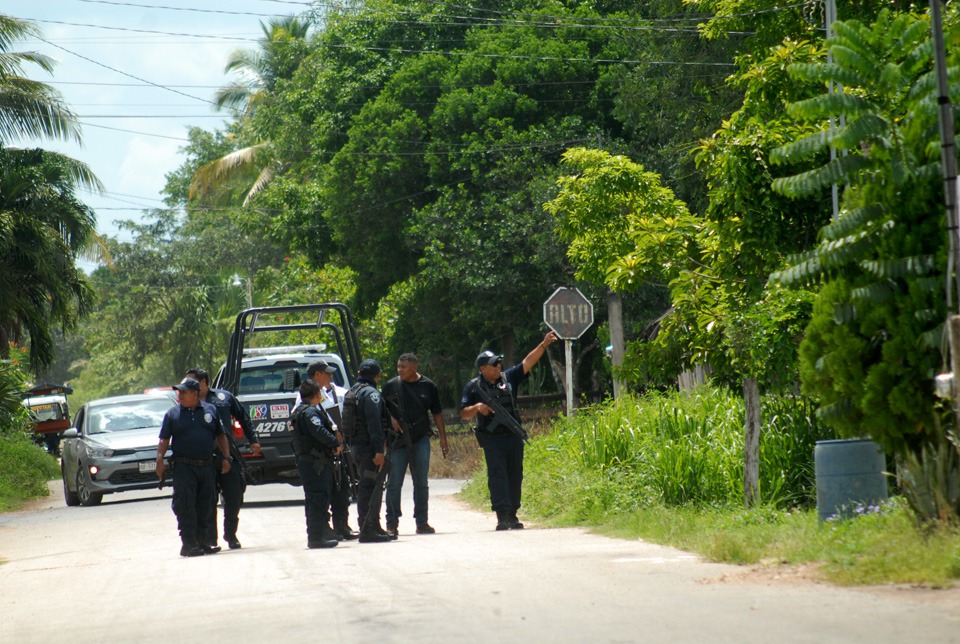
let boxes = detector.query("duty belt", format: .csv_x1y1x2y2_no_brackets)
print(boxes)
173,456,215,467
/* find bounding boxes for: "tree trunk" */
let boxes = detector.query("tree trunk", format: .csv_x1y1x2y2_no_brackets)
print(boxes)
606,289,626,399
743,377,761,507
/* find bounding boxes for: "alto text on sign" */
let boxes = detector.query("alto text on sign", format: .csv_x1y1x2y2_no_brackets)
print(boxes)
543,287,594,340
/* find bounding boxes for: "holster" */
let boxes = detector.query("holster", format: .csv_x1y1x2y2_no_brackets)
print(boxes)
308,449,333,473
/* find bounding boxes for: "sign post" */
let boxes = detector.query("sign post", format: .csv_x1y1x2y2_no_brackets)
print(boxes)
543,287,594,416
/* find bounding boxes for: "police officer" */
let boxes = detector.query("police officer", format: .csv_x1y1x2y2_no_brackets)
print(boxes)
184,368,261,550
156,377,232,557
461,331,557,530
299,360,358,541
382,353,448,536
351,359,394,543
291,379,342,549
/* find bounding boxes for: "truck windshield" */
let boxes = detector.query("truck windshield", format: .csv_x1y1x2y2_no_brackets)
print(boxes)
239,361,346,394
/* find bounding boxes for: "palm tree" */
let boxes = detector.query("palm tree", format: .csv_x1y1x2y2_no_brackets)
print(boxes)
191,16,309,206
0,147,102,369
0,14,105,370
213,15,310,116
0,15,81,143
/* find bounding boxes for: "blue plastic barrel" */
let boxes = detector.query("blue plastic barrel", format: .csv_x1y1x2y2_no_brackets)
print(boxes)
814,438,888,521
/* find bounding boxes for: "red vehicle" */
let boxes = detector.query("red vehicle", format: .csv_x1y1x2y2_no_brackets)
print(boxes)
21,383,73,455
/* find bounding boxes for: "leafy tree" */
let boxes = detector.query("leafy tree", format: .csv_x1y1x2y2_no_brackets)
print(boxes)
77,210,245,396
769,10,948,452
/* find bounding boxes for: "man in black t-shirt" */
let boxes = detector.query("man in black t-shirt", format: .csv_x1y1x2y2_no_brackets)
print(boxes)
382,353,448,535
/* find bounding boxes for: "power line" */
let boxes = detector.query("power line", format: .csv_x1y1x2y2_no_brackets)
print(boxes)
79,121,192,141
316,41,735,67
36,36,238,113
23,18,257,42
70,0,284,18
78,114,229,118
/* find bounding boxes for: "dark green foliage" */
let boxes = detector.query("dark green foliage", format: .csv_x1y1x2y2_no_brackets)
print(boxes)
0,147,98,370
770,10,950,452
0,360,29,438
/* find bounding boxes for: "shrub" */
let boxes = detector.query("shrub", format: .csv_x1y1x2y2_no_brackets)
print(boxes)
520,387,830,519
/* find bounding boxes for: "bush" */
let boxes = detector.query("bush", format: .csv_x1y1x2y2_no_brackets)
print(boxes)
515,387,831,521
0,433,60,511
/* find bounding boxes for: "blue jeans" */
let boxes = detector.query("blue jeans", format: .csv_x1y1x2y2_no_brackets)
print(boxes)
386,434,431,527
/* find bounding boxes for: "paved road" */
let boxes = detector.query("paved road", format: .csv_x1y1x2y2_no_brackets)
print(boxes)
1,477,959,643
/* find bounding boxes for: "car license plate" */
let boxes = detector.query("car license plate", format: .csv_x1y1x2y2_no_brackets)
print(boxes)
139,461,156,473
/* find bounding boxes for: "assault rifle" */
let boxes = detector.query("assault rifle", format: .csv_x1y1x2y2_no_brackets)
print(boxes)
358,396,416,535
473,379,529,444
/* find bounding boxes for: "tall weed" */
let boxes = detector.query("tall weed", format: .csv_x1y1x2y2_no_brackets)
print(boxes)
525,386,830,517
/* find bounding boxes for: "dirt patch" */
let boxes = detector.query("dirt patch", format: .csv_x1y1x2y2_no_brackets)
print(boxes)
700,560,825,587
701,561,960,608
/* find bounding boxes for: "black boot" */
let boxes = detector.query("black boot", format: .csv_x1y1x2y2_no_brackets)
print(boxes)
308,525,339,549
495,511,512,531
358,523,394,543
509,512,524,530
180,541,205,557
334,520,359,541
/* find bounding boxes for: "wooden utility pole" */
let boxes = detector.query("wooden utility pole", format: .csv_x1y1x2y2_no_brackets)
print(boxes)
743,377,761,507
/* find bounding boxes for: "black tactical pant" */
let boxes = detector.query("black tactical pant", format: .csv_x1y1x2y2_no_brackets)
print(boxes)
296,457,334,544
172,461,215,547
352,442,383,532
479,432,524,513
206,461,245,545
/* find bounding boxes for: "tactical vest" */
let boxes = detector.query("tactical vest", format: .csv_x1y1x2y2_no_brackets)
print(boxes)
473,375,520,434
339,383,365,439
289,403,332,458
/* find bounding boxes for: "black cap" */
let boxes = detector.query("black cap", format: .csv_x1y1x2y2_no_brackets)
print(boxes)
172,377,201,392
358,359,382,376
476,350,502,367
307,360,337,376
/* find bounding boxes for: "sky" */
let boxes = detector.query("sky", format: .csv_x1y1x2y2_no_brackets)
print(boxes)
2,0,313,250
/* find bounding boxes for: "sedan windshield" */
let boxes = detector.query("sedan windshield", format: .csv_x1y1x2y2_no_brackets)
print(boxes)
87,398,173,434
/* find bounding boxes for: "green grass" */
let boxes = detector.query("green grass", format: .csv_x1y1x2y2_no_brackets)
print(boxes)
462,388,960,586
0,434,60,512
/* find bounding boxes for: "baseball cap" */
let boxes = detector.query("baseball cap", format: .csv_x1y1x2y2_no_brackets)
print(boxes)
307,360,337,376
172,377,201,392
358,359,382,376
476,350,503,367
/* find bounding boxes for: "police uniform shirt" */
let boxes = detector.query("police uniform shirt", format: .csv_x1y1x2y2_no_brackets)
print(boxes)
204,387,258,445
296,406,341,452
355,377,386,451
460,364,527,433
321,384,347,428
294,385,347,427
159,400,225,460
382,375,442,442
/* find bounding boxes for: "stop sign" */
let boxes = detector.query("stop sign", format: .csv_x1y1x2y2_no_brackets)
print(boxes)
543,287,594,339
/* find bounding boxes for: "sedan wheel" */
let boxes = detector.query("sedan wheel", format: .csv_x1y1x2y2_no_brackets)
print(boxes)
62,464,80,507
76,468,103,507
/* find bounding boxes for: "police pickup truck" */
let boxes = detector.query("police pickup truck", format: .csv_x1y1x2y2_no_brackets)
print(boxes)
213,303,362,485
